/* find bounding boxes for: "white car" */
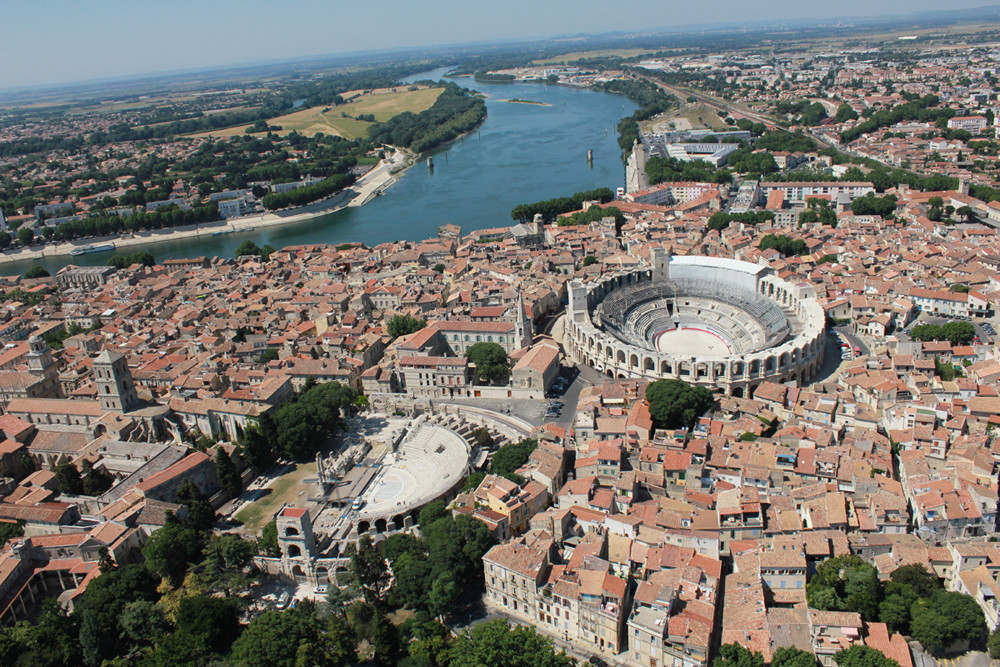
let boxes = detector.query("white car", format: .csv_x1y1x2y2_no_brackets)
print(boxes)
313,585,328,595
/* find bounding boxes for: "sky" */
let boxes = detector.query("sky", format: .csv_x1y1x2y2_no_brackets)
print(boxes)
1,0,996,90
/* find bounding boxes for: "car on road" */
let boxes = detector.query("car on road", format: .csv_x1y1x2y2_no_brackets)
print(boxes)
352,498,365,511
313,585,328,595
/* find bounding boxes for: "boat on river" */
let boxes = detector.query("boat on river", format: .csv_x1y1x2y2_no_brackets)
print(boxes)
70,243,114,257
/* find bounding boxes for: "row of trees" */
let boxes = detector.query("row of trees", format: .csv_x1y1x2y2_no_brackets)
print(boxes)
107,251,156,269
594,77,676,153
51,202,220,242
558,204,624,227
261,173,356,211
910,321,976,345
510,187,615,223
645,155,733,185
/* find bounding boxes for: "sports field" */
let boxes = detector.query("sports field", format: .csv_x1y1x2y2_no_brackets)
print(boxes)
191,86,443,139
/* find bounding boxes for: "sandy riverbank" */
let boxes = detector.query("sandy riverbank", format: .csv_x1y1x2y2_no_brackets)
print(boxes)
0,149,413,266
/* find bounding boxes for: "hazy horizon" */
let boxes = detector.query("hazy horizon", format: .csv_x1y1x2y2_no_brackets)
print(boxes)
3,0,998,90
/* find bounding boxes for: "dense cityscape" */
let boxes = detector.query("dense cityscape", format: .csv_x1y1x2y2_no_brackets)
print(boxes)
6,7,1000,667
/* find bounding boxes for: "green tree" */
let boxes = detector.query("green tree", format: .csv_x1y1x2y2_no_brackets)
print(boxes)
141,521,206,585
450,619,574,667
0,520,23,545
72,564,159,661
54,460,83,495
772,646,817,667
175,479,216,531
230,606,355,667
833,645,900,667
807,554,880,621
241,424,276,471
119,600,168,650
24,266,49,279
235,240,262,257
175,594,241,655
433,263,446,273
418,499,449,527
0,231,11,250
17,227,33,246
582,255,598,266
348,535,390,606
258,348,279,364
490,438,537,483
215,447,242,498
988,628,1000,659
836,103,859,123
645,378,714,429
910,590,986,652
713,643,765,667
465,342,509,385
387,314,427,339
260,518,280,556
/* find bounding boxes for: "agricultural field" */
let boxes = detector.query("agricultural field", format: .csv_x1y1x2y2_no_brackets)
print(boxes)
192,86,444,139
533,47,656,65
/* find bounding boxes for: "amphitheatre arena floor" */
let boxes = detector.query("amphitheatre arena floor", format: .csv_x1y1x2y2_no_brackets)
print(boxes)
654,327,733,356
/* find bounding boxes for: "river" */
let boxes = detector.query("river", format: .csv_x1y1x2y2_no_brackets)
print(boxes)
14,67,637,275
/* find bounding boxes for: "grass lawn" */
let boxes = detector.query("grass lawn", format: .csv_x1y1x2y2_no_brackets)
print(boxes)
191,87,443,139
235,461,317,533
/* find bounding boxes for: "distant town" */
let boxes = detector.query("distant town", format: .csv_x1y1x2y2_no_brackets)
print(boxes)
6,11,1000,667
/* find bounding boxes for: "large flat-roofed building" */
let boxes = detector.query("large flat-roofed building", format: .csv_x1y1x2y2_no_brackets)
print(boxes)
665,142,739,166
760,181,874,203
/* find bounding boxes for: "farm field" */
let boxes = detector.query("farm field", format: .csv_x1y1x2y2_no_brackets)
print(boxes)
533,47,655,65
191,86,444,139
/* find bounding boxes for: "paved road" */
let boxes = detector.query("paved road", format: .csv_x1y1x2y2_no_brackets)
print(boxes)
835,325,870,357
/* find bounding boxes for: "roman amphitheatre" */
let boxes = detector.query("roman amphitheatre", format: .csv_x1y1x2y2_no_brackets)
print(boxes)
564,250,826,397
